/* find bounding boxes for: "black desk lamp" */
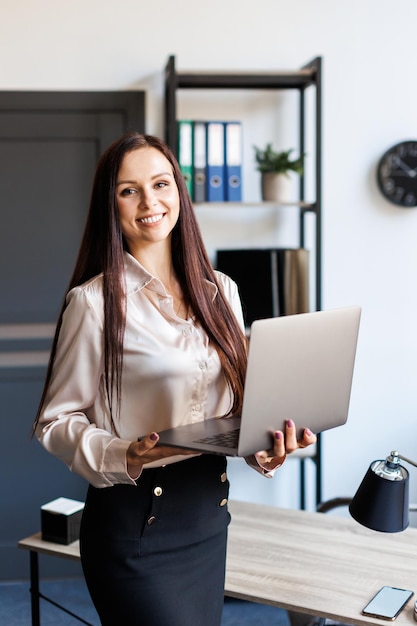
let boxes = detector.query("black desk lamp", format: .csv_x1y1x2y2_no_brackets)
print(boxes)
349,450,417,533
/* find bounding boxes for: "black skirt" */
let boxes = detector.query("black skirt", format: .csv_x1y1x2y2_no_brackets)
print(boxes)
80,454,231,626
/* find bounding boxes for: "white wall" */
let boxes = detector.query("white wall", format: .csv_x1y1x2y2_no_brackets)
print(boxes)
3,0,417,515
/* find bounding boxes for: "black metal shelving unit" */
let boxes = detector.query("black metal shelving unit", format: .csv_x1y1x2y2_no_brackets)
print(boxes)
164,55,323,508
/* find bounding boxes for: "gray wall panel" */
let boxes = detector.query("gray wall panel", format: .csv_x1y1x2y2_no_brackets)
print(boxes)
0,90,144,579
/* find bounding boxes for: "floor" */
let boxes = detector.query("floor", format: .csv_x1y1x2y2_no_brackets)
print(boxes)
0,577,292,625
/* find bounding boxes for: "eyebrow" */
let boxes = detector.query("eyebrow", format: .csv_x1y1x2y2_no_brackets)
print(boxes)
117,180,137,186
116,171,173,186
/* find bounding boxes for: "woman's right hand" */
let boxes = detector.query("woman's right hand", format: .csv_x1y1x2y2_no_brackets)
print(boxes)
126,432,195,479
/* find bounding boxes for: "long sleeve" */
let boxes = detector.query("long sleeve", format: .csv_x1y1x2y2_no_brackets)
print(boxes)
36,285,136,488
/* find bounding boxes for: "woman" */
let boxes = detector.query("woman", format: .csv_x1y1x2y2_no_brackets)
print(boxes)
34,132,316,626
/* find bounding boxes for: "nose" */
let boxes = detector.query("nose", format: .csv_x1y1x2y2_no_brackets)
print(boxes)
139,187,157,209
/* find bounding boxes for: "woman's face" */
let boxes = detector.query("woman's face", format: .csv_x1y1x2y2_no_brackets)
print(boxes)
116,146,180,256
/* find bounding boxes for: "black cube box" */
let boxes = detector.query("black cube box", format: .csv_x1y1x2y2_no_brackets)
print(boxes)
41,497,85,545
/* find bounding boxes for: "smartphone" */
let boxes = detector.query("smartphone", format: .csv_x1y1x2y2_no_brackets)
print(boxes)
362,586,414,621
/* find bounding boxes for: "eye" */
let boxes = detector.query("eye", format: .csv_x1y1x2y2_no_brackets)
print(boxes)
120,187,137,197
155,180,168,189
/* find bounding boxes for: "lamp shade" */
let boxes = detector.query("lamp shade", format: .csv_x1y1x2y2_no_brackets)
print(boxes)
349,460,409,532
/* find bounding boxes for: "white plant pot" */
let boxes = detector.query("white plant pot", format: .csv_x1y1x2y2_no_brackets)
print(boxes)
261,172,293,203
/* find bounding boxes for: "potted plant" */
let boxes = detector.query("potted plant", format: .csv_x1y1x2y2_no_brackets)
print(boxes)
253,143,304,202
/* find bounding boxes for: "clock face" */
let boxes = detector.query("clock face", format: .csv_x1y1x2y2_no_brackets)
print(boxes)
377,141,417,207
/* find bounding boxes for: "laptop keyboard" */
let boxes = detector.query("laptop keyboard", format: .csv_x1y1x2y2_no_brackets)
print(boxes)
194,428,240,449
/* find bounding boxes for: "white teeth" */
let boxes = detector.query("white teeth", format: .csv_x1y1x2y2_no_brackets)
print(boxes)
139,214,163,224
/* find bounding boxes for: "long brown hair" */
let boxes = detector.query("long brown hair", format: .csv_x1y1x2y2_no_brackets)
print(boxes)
33,132,248,433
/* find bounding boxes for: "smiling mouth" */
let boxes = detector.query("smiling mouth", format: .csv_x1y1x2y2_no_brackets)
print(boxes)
138,214,164,224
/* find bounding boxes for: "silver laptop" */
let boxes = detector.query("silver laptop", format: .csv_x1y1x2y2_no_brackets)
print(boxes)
156,306,361,457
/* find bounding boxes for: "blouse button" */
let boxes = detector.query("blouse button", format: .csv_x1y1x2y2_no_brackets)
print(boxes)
153,486,163,497
219,498,228,507
220,472,227,483
147,516,156,525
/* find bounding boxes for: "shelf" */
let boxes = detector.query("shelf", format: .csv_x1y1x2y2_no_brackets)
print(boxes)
170,70,317,90
164,55,322,302
165,56,320,91
193,201,317,211
163,55,323,508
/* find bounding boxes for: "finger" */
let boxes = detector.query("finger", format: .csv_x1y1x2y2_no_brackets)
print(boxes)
127,433,160,469
284,419,298,452
137,432,159,452
157,445,196,457
298,427,317,448
272,430,286,457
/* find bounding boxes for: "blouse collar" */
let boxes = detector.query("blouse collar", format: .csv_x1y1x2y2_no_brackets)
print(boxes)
123,251,218,301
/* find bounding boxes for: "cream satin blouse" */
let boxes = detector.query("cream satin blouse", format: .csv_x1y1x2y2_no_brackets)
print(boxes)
36,252,247,488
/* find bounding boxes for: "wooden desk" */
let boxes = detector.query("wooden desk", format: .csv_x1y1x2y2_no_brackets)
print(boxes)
226,500,417,625
19,500,417,626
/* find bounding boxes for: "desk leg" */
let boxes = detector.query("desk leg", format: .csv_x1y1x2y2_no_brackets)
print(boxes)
29,551,40,626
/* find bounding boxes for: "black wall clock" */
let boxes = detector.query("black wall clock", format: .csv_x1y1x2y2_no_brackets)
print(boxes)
377,140,417,207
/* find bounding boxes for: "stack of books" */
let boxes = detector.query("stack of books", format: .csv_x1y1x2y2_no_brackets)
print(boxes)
177,120,243,203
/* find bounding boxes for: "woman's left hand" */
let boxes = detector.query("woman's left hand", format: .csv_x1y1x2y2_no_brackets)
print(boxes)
254,419,317,473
